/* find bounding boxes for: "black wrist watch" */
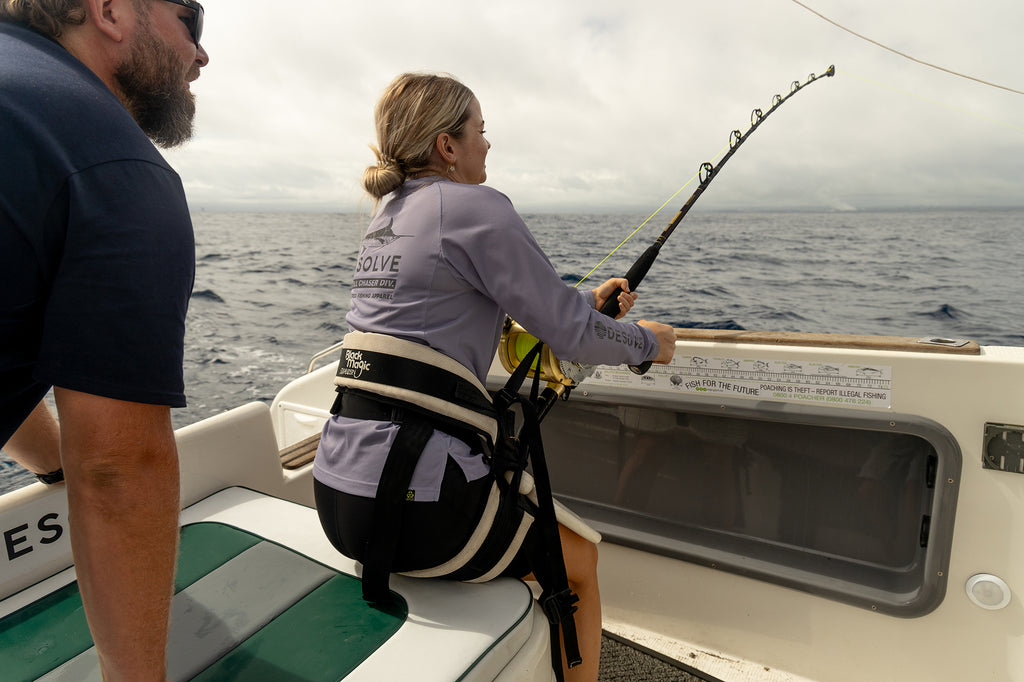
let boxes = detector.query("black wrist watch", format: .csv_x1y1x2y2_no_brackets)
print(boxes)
36,468,65,485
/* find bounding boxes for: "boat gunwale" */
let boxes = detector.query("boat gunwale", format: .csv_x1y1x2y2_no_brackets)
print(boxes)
672,328,981,354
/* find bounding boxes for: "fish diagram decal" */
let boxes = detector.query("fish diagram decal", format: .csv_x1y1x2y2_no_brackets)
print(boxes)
586,354,892,409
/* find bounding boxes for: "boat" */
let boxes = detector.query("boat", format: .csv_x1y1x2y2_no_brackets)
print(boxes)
2,327,1022,680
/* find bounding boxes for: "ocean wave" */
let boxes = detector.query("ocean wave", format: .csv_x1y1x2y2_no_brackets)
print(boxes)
198,253,231,262
692,286,733,297
679,319,746,330
763,310,812,322
317,322,346,334
177,213,1024,425
191,289,225,303
916,303,966,321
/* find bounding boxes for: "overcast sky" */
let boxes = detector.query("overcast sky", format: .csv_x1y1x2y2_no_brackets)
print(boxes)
164,0,1024,213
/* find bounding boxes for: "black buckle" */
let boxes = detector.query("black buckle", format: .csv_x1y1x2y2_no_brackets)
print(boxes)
541,588,580,625
493,386,519,413
491,436,527,473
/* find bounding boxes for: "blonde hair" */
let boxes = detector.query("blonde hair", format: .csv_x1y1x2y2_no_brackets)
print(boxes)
0,0,87,38
362,72,475,200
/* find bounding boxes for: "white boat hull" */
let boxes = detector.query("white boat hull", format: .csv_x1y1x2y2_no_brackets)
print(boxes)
2,329,1022,681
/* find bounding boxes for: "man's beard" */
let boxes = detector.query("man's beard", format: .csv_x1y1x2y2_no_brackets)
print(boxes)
114,22,197,149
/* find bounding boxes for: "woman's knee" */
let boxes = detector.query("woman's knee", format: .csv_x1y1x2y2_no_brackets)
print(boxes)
558,525,598,581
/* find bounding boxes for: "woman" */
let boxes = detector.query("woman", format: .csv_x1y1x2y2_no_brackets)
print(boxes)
313,72,676,682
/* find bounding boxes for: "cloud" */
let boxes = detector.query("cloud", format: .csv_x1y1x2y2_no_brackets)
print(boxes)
165,0,1024,213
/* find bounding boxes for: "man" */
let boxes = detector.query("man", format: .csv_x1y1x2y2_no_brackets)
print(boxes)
0,0,208,679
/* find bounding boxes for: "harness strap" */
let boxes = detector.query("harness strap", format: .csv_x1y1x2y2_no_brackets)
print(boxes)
495,342,583,678
519,374,582,674
361,410,435,604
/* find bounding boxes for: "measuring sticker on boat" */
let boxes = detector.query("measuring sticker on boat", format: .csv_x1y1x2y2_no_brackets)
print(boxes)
584,354,892,409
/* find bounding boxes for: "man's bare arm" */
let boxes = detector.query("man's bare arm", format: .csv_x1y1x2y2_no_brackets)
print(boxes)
54,388,179,682
2,399,62,476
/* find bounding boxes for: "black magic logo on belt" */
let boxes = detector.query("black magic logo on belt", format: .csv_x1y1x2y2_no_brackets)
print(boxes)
594,320,645,350
338,349,372,379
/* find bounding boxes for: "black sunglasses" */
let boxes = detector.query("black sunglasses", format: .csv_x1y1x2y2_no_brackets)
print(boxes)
162,0,204,47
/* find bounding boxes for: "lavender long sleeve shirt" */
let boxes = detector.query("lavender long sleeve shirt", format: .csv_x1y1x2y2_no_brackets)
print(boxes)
313,178,657,500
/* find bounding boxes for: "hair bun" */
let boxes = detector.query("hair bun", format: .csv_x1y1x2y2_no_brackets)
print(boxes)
362,162,405,200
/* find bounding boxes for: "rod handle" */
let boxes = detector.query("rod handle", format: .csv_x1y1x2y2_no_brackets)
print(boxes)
597,243,662,317
597,243,662,375
630,360,653,375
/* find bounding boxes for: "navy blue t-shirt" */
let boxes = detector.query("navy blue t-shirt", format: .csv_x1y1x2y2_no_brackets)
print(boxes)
0,23,196,444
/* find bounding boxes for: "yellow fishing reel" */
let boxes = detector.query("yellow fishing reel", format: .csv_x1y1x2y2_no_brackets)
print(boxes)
498,318,594,388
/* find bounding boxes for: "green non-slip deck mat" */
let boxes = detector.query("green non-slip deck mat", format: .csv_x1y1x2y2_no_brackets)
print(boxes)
167,539,340,681
0,521,407,681
174,521,264,591
0,522,248,681
190,574,407,681
0,581,90,681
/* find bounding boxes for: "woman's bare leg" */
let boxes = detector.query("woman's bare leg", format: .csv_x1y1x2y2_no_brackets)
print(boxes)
558,524,601,682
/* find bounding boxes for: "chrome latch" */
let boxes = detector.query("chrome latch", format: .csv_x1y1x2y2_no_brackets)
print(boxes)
983,423,1024,474
917,337,970,348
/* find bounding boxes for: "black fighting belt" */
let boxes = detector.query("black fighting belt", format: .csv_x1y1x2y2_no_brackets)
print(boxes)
330,332,589,678
333,331,497,442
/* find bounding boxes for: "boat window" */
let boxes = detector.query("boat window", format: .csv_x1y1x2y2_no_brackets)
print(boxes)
541,397,959,616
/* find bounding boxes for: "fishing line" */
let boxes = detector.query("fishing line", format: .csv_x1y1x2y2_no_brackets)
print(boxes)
578,59,1020,294
577,67,842,291
589,65,836,377
588,66,835,312
573,165,705,289
573,144,735,290
577,3,1023,291
842,69,1024,133
501,66,836,389
789,0,1024,96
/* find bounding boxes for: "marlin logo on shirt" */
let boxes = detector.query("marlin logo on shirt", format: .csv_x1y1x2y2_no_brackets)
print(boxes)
362,218,410,248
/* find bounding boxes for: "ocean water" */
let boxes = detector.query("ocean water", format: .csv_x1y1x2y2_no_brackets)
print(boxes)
2,208,1022,492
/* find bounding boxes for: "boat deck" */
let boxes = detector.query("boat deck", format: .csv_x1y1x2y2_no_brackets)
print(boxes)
599,633,714,681
0,488,553,681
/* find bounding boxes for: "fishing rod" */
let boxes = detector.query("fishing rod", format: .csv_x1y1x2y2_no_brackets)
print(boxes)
499,65,836,413
601,64,836,374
